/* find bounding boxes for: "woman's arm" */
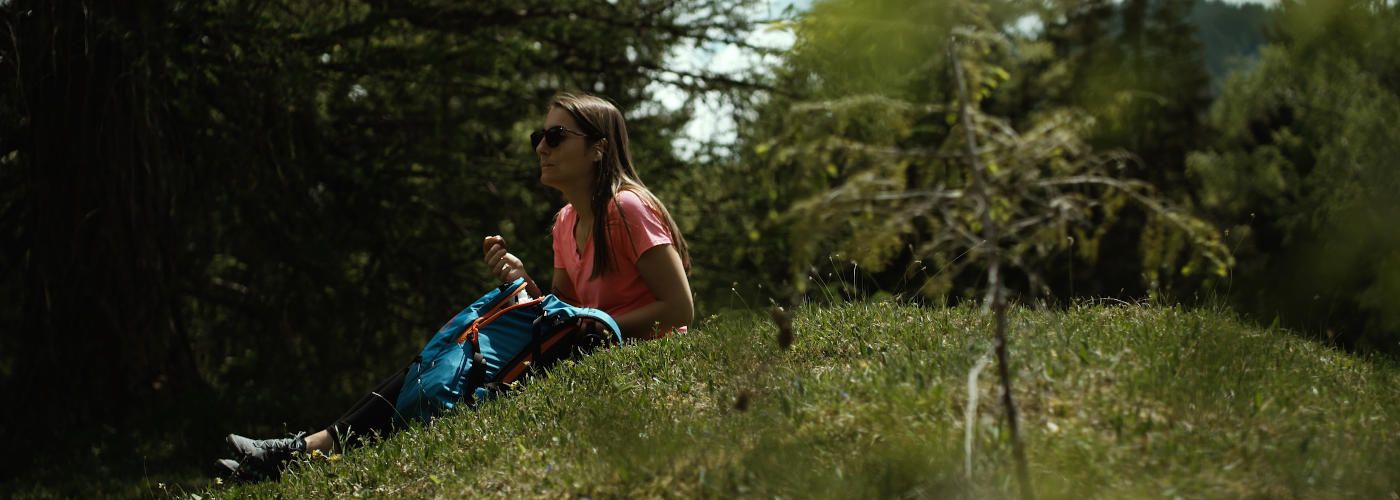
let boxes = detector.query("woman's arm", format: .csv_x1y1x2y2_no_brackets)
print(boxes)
613,244,693,340
551,267,579,305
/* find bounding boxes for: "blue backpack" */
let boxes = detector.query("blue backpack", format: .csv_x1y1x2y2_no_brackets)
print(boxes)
394,278,622,425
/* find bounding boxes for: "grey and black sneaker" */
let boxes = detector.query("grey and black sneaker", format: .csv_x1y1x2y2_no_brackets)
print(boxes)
213,458,242,480
224,431,308,481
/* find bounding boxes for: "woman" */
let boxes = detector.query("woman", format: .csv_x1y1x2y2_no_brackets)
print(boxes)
219,93,693,481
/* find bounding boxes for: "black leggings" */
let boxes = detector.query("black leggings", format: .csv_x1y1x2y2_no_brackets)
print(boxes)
326,364,408,450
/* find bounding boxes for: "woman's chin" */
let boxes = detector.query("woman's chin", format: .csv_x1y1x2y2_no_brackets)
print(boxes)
539,172,560,189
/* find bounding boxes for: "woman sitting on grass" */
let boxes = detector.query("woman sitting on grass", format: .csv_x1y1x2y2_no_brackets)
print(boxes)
218,92,693,481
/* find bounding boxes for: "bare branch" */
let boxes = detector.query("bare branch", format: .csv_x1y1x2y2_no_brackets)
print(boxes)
949,30,1034,500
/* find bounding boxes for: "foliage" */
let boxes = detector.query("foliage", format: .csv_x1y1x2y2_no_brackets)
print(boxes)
681,0,1015,304
1027,0,1222,298
1187,0,1270,91
1037,0,1213,195
684,0,1236,306
191,300,1400,499
1187,0,1400,352
734,0,1229,303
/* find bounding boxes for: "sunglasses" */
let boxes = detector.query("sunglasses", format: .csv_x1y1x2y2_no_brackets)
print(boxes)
530,126,589,149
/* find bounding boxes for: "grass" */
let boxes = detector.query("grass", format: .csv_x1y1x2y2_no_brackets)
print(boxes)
188,300,1400,498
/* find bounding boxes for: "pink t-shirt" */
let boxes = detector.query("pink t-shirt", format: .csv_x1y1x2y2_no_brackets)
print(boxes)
552,190,684,335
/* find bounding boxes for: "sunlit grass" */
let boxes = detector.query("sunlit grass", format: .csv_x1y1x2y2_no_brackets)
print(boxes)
213,301,1400,498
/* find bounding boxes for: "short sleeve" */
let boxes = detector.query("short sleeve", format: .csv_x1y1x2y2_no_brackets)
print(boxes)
609,190,673,264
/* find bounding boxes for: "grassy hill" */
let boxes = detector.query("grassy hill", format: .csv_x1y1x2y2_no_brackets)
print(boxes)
195,301,1399,498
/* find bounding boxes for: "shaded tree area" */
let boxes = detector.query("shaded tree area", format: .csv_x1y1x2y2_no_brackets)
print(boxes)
1028,0,1216,299
0,0,759,491
1189,0,1269,91
1188,0,1400,353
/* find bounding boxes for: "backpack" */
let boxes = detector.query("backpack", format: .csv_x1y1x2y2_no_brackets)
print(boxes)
394,277,622,426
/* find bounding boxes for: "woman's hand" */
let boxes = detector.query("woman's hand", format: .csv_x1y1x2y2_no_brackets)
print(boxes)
483,235,527,282
483,235,542,297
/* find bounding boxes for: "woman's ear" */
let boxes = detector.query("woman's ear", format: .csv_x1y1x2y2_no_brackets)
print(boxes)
593,138,608,161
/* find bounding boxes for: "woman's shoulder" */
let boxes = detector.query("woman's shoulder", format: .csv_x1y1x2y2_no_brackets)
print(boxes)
608,189,656,216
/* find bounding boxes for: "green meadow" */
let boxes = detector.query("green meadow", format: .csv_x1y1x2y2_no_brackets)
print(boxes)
202,301,1400,499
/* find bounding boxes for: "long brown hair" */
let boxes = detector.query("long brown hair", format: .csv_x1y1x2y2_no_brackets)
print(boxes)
551,93,690,279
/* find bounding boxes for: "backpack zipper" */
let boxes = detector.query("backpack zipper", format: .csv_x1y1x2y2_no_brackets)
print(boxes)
457,282,541,344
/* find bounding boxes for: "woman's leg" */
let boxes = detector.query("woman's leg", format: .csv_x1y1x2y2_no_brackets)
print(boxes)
220,364,409,480
322,364,409,452
302,429,336,454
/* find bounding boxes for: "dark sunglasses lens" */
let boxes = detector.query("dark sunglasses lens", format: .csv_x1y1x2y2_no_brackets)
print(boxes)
545,127,568,147
530,128,570,149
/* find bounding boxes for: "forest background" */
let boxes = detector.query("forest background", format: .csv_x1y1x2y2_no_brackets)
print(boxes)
1,0,1397,494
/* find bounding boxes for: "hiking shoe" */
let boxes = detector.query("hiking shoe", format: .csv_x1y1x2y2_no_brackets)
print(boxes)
213,458,241,480
214,457,276,484
225,431,308,480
